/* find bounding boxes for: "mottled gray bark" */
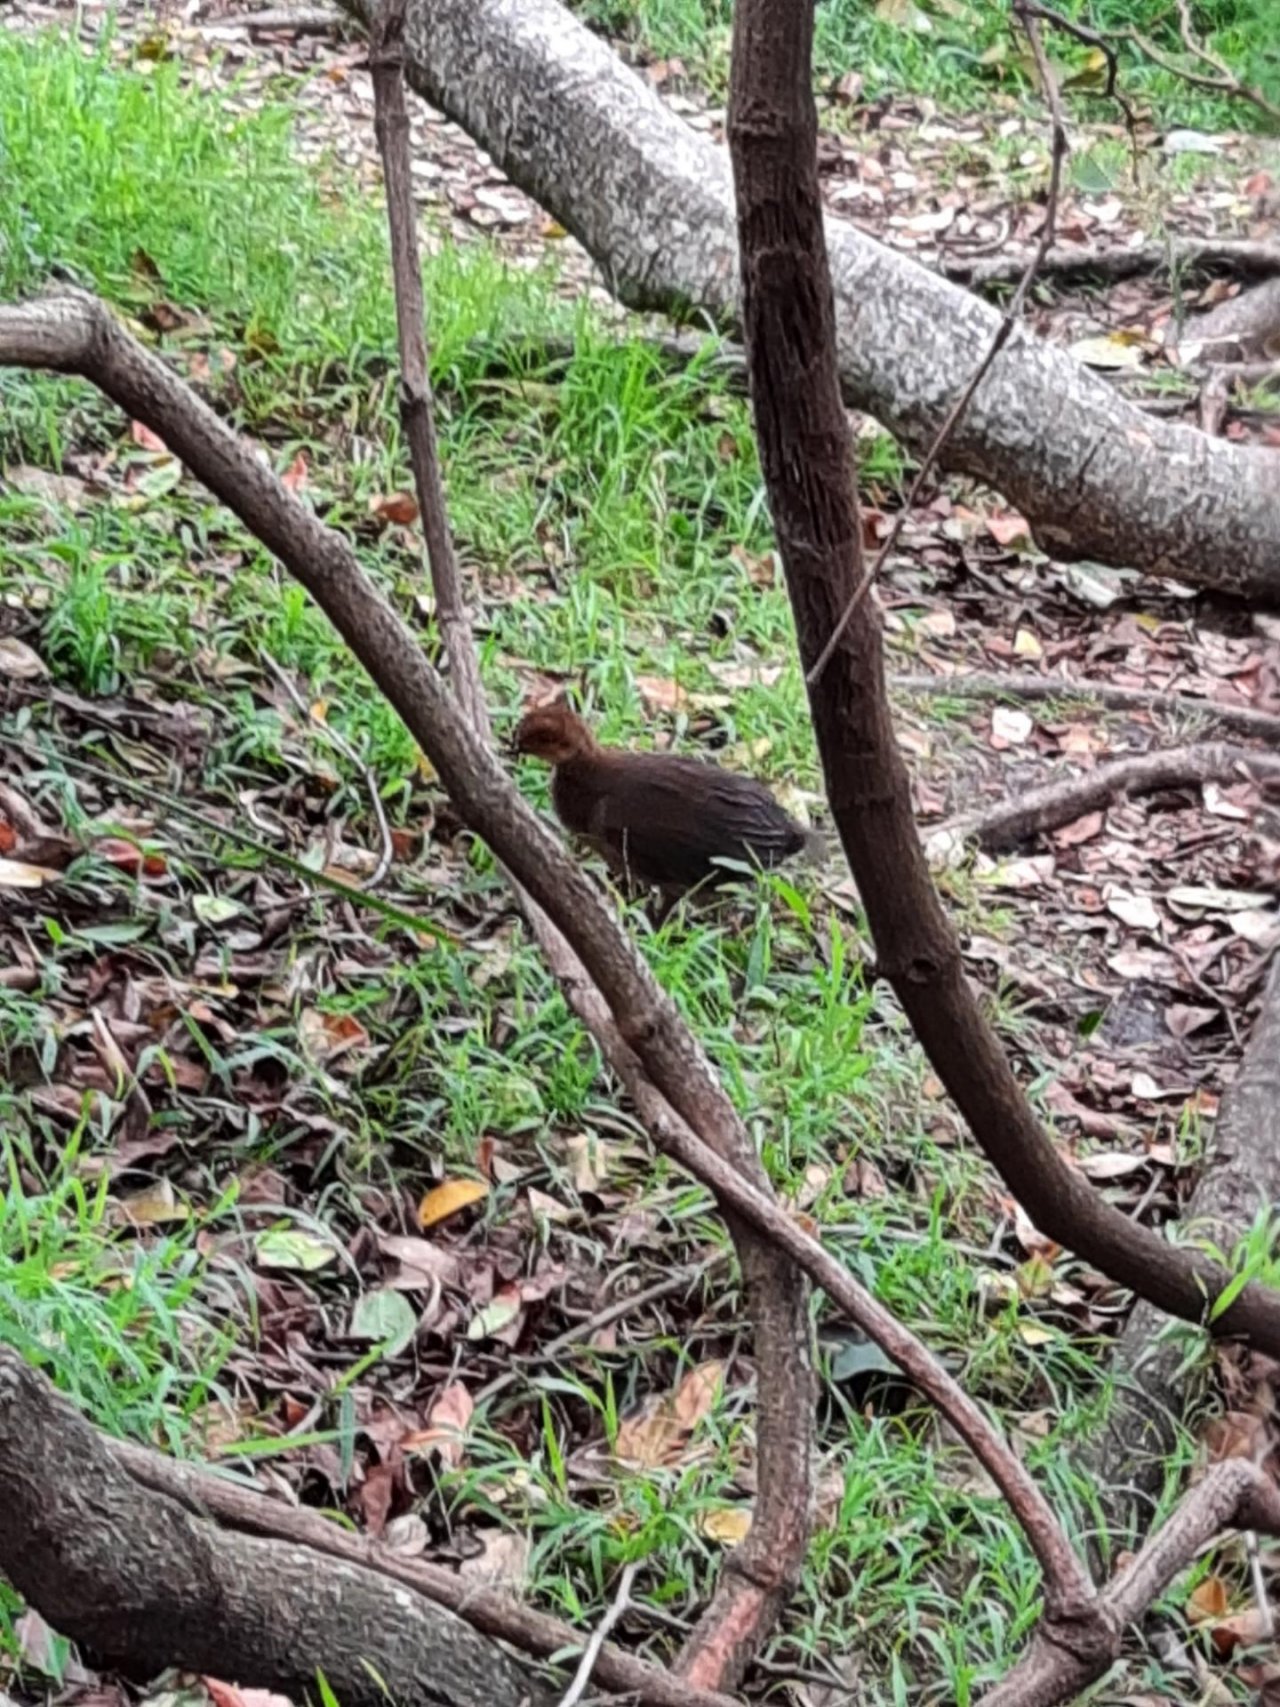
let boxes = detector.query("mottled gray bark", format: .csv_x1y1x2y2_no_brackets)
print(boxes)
0,1350,549,1707
339,0,1280,602
1083,958,1280,1562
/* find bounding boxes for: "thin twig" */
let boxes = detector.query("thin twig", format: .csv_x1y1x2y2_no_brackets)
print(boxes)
1014,0,1140,148
557,1562,639,1707
473,1254,728,1407
370,0,488,738
262,650,394,887
890,670,1280,743
806,0,1069,690
1122,1,1280,126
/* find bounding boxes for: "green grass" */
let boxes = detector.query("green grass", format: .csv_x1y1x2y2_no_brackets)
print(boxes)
571,0,1278,128
0,21,1260,1705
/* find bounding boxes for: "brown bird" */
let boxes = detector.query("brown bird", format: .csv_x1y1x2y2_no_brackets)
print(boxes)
512,699,821,916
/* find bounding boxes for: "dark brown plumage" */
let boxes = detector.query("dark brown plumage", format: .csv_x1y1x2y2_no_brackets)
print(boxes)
512,700,819,911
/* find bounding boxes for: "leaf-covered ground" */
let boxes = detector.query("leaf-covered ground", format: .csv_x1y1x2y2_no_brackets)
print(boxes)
1,3,1278,1704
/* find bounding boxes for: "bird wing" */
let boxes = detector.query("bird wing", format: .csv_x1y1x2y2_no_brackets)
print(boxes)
589,755,804,888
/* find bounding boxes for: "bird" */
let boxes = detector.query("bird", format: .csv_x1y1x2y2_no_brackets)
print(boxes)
511,698,822,919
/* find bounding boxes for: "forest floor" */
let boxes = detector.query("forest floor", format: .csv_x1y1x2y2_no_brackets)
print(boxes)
1,1,1279,1703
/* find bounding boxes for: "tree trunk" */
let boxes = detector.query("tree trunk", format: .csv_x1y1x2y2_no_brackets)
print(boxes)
338,0,1280,603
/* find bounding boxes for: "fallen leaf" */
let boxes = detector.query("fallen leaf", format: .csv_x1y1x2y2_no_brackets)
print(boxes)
405,1381,474,1467
1070,332,1147,370
1167,884,1272,914
1053,811,1104,847
418,1177,488,1229
130,420,170,454
1164,1003,1218,1039
298,1007,370,1063
457,1529,530,1590
615,1361,725,1467
350,1287,417,1355
1230,909,1280,950
116,1178,189,1226
466,1285,524,1343
636,674,686,714
280,450,308,491
986,510,1032,548
698,1506,753,1546
990,705,1033,746
254,1226,338,1271
0,856,61,888
1104,889,1161,931
0,637,48,680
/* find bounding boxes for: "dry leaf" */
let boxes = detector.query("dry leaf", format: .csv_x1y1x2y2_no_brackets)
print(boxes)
0,637,49,680
418,1177,488,1229
405,1381,473,1467
698,1506,753,1546
1104,889,1160,931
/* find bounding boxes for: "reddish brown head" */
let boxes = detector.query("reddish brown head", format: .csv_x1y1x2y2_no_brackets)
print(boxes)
511,699,598,766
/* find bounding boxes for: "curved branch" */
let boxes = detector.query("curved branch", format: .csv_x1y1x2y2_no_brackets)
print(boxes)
110,1435,738,1707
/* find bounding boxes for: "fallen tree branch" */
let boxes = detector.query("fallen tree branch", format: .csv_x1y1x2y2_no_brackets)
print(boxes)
0,1350,549,1707
943,237,1280,290
892,670,1280,744
368,7,813,1682
336,0,1280,602
940,741,1280,853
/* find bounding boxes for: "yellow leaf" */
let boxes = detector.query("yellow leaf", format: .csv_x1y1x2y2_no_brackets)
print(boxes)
418,1177,488,1229
698,1506,753,1546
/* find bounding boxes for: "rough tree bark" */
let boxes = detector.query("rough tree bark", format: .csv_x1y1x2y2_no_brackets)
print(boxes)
0,1351,549,1707
337,0,1280,602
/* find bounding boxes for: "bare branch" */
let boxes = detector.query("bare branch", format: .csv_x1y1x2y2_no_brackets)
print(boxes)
892,670,1280,743
940,741,1280,853
724,0,1280,1370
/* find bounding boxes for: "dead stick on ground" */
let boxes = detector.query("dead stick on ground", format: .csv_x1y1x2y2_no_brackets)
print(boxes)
558,1562,639,1707
939,742,1280,853
891,671,1280,744
102,1439,736,1707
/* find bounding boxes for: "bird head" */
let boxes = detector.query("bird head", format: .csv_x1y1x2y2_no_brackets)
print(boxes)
510,698,597,765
